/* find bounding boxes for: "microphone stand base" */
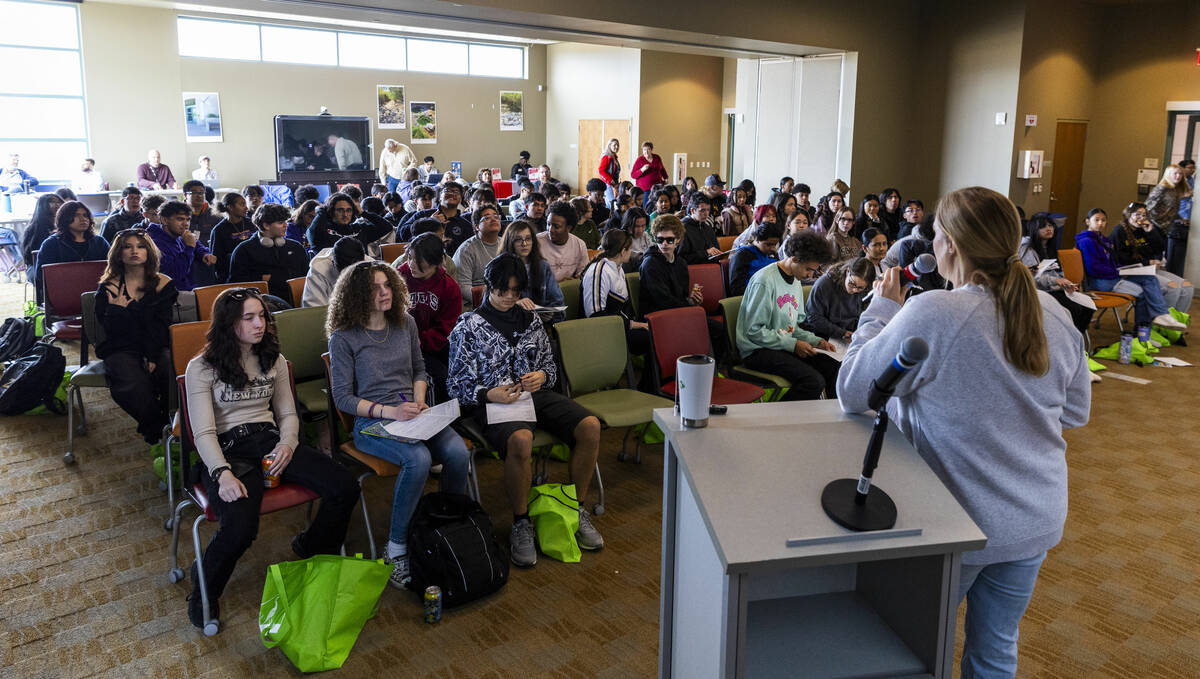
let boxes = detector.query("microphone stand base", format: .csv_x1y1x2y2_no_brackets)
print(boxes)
821,479,898,531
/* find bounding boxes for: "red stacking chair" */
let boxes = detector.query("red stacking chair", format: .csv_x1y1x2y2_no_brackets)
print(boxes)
165,361,319,637
42,260,108,363
645,306,764,404
687,263,725,321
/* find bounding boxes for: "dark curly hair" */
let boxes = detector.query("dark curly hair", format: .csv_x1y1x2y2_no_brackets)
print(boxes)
202,287,280,390
326,261,410,336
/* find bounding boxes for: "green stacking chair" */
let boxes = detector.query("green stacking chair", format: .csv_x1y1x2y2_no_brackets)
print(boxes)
63,291,109,465
273,306,330,423
559,278,582,321
718,296,792,393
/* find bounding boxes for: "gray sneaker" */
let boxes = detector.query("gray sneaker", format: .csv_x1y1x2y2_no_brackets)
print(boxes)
576,507,604,551
510,518,538,568
384,554,411,589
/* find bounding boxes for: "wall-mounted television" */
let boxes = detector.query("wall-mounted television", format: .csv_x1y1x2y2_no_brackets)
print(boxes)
274,115,372,177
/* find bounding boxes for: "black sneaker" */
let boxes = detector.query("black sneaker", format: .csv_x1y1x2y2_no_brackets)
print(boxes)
187,562,218,628
291,534,312,560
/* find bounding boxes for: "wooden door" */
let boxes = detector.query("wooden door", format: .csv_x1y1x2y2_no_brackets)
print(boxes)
577,119,631,192
1049,121,1088,242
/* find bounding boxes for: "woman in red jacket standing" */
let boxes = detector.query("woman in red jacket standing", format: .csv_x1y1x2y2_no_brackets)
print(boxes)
630,141,668,193
598,138,622,205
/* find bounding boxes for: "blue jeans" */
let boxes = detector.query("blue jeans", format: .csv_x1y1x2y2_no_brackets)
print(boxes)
957,552,1047,679
386,176,400,193
1089,274,1168,324
352,418,471,546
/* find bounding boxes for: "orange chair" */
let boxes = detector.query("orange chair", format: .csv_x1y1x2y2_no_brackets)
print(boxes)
166,362,319,636
287,277,307,307
587,248,600,261
193,281,269,321
42,260,108,362
687,263,726,318
1058,248,1134,339
645,307,765,404
717,235,736,252
162,321,211,529
381,242,407,263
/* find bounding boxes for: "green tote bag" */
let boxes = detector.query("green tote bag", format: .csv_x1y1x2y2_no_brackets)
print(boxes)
527,483,581,563
259,554,394,672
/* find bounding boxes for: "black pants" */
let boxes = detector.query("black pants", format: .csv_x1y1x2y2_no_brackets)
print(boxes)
1166,225,1188,277
195,429,360,602
1048,289,1093,335
743,348,840,400
103,349,170,444
423,348,449,405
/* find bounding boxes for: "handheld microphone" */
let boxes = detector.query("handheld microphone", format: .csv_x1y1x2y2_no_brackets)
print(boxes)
862,254,936,302
867,336,930,412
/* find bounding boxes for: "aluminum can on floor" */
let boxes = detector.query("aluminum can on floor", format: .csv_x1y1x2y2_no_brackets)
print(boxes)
424,586,442,623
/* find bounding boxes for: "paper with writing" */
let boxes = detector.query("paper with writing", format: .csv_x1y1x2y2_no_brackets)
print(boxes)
371,398,460,441
486,390,537,424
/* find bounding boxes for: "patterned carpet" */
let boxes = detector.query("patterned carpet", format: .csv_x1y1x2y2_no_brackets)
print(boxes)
0,278,1197,678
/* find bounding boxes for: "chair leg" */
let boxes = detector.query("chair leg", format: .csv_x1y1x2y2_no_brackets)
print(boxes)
467,455,481,504
355,471,376,560
64,384,76,466
592,462,605,516
617,428,632,462
163,433,176,531
74,387,87,435
168,497,193,576
191,513,219,636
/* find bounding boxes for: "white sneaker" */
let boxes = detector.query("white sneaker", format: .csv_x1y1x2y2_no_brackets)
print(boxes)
1152,314,1186,330
1089,372,1102,383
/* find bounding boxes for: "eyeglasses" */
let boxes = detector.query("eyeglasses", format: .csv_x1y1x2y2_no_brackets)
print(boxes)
846,280,868,292
655,236,677,244
512,236,533,245
838,217,854,223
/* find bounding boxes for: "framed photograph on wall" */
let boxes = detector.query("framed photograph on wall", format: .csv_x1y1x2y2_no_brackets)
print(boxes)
377,85,406,129
673,153,687,185
182,92,222,143
410,101,437,144
1017,149,1044,179
500,91,523,131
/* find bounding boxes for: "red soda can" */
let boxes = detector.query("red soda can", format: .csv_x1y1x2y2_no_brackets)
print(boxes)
262,452,280,488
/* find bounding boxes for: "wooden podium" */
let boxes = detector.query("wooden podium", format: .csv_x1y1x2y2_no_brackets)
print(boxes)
655,401,986,679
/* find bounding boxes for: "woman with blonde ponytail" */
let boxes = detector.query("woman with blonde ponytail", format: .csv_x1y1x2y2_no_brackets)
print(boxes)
838,186,1091,678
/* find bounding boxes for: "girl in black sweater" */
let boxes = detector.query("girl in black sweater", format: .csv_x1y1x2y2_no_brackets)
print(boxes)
228,204,309,306
209,192,253,282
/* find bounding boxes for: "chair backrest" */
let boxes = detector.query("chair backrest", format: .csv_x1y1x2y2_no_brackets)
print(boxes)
381,242,407,263
718,296,742,354
687,263,724,314
194,281,269,321
170,320,210,377
554,315,628,396
625,271,640,318
274,305,328,382
587,248,600,260
470,285,484,309
646,307,711,381
77,193,111,216
288,277,307,308
322,352,355,435
43,260,107,318
80,291,106,350
717,235,736,252
559,277,582,320
1058,248,1084,286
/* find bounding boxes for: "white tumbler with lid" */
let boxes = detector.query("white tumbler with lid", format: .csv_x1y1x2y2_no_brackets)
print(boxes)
676,354,715,428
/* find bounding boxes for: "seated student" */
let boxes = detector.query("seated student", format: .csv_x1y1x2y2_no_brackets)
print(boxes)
647,188,672,223
34,201,110,304
134,194,166,229
861,227,889,277
302,236,368,308
446,254,604,567
538,201,589,281
878,188,903,241
371,183,388,199
399,184,436,229
359,195,398,259
294,184,320,205
394,217,457,279
186,287,359,627
827,207,861,263
19,193,63,270
852,194,884,241
884,212,931,268
183,180,220,244
462,187,496,222
586,178,611,225
727,220,783,296
736,230,840,400
209,192,254,283
502,219,565,320
382,192,405,228
1112,202,1193,313
95,229,177,444
396,168,421,204
639,214,700,317
452,203,504,306
1075,208,1185,330
623,207,653,272
582,229,649,358
328,261,469,585
397,233,460,402
677,193,722,265
805,256,874,342
813,191,846,237
897,199,925,239
733,204,780,248
228,204,309,306
100,187,143,243
307,191,392,253
771,190,799,227
1019,215,1094,334
540,182,562,206
241,185,265,214
718,186,754,237
793,183,816,225
417,155,437,182
568,197,602,250
287,199,318,252
147,200,217,305
399,183,473,252
603,193,634,233
509,178,534,219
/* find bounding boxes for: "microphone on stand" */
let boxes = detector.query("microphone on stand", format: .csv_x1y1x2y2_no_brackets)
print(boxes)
862,254,937,302
822,336,930,531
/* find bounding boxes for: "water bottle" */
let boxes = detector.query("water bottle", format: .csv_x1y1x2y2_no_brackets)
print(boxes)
1118,332,1133,365
1136,325,1151,343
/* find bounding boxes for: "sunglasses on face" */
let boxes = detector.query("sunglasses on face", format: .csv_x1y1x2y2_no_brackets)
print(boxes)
655,236,676,244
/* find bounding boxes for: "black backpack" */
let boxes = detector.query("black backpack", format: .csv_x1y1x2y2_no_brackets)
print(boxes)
0,317,36,362
407,491,508,607
0,342,66,415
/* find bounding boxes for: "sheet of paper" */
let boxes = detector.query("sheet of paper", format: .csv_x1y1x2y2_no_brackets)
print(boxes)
1036,259,1058,276
1065,290,1097,310
381,398,460,441
1118,264,1156,277
531,304,567,313
812,338,849,362
486,390,536,424
1154,356,1192,367
1103,372,1151,385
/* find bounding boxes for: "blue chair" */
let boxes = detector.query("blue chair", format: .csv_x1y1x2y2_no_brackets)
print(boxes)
315,184,332,202
261,184,294,207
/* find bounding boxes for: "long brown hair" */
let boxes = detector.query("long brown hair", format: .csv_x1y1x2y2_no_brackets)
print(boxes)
101,229,162,290
202,288,280,389
326,261,410,335
936,187,1048,375
501,219,546,297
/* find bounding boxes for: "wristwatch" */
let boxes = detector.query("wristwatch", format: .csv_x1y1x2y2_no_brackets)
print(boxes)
210,465,231,484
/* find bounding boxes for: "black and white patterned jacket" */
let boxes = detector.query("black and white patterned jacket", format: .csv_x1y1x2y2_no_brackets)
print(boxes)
446,308,558,406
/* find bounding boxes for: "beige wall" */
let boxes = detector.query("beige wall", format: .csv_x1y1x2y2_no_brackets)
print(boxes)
79,2,545,190
638,50,724,185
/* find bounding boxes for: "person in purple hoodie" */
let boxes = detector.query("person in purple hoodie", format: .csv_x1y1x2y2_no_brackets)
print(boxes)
147,200,217,321
1074,208,1185,330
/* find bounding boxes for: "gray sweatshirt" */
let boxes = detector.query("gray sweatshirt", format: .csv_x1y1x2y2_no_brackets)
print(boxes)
804,271,867,339
329,318,427,414
452,235,502,305
837,285,1091,565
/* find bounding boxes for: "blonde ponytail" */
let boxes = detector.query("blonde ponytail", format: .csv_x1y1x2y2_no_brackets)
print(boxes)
937,187,1049,376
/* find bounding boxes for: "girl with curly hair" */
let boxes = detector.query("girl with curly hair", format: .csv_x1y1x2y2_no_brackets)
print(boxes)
326,261,470,589
184,287,359,630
